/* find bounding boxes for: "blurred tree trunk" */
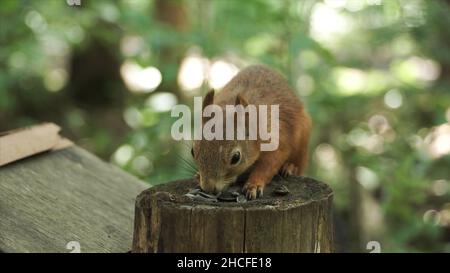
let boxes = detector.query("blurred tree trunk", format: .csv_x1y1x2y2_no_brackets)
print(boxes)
346,149,363,252
68,39,124,107
349,172,363,251
66,27,128,158
154,0,188,102
154,0,188,31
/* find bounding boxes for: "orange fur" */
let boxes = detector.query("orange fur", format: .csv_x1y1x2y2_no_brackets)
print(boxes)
192,65,312,199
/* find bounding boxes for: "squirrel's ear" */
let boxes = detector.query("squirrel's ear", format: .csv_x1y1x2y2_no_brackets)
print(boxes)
202,89,215,111
235,94,248,107
235,95,250,137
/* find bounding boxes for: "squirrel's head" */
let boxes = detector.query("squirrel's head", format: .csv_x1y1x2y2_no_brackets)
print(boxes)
192,90,260,194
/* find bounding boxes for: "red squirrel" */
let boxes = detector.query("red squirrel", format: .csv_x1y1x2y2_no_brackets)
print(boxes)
192,65,311,200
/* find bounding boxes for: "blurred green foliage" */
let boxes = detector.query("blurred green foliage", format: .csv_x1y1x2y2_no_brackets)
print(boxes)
1,0,450,252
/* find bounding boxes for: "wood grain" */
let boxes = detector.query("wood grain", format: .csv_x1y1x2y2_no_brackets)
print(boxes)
132,176,334,253
0,146,147,253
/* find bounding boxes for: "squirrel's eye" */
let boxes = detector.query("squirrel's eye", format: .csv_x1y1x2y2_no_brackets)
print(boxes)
191,147,194,157
230,151,241,165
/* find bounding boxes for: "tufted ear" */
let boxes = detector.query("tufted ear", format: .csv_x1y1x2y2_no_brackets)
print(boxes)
202,89,215,124
234,94,251,138
235,94,248,107
203,89,215,111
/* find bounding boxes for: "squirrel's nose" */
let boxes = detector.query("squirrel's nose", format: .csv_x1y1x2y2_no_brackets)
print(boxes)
200,179,223,194
199,178,214,193
200,183,217,194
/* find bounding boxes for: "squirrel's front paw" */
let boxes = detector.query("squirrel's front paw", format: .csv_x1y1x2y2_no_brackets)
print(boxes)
243,181,265,200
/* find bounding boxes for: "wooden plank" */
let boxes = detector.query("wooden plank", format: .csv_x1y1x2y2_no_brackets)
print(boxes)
0,146,148,253
0,123,72,167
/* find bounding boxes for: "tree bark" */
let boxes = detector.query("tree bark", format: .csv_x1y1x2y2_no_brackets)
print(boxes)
132,176,334,253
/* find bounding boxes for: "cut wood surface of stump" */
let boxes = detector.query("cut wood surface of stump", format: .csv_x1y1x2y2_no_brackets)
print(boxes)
132,176,333,253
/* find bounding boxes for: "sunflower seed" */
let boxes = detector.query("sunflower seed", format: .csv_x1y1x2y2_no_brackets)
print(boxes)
274,185,289,195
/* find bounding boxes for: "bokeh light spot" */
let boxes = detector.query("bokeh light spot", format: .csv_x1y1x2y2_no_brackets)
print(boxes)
384,89,403,109
423,210,441,226
424,123,450,159
432,180,448,196
44,69,68,92
356,166,379,191
120,61,162,93
113,144,134,166
208,60,238,90
178,52,208,92
145,92,178,112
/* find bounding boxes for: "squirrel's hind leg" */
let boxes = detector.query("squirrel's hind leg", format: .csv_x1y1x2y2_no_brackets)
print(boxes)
279,162,300,177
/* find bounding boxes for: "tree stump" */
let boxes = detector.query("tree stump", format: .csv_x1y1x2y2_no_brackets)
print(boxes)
132,176,334,253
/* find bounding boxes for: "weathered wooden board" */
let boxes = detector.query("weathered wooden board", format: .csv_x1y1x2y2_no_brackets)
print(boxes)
0,123,72,167
0,146,148,253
